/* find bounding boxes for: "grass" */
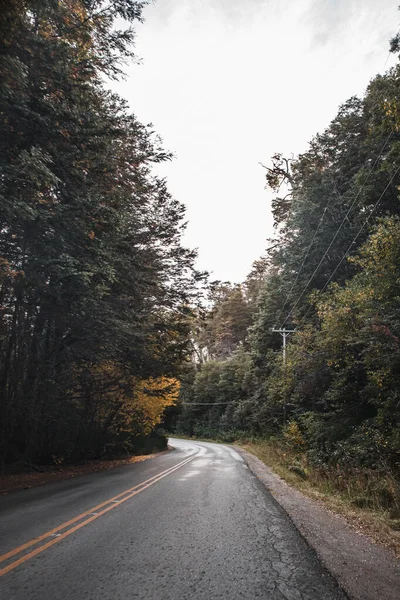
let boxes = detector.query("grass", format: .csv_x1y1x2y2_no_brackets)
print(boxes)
238,438,400,556
170,431,400,554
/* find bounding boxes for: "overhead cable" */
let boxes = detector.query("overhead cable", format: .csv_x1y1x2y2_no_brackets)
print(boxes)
280,130,394,327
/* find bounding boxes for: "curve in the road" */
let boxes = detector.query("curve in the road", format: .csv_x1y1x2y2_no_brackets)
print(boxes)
0,449,200,576
0,438,347,599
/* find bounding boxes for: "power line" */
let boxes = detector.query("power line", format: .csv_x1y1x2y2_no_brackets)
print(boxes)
297,166,400,328
278,188,336,323
280,24,400,329
280,130,394,327
271,327,296,363
320,168,399,292
383,24,399,68
182,402,232,406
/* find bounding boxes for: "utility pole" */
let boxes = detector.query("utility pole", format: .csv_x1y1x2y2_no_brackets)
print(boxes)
272,327,296,424
271,328,296,364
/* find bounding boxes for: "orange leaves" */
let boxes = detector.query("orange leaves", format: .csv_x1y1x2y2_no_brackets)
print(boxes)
0,256,24,284
133,377,180,433
79,362,179,439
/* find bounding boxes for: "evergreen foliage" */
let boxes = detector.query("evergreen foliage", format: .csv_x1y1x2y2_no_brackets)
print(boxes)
0,0,202,464
3,3,400,487
178,53,400,482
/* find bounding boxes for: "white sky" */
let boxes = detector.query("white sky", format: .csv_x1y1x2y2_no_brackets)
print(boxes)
111,0,399,283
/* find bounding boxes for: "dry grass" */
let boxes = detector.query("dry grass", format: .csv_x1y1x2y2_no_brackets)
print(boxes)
239,439,400,556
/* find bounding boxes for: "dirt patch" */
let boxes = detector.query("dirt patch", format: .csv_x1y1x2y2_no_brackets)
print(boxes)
0,452,167,495
235,445,400,600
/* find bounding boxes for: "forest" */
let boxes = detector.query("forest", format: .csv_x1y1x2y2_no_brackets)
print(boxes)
0,0,203,466
177,35,400,510
1,1,400,523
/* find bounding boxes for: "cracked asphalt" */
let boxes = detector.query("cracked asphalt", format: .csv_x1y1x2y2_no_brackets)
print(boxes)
0,438,346,599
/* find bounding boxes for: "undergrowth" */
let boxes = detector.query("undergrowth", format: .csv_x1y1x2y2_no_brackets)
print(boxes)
239,437,400,556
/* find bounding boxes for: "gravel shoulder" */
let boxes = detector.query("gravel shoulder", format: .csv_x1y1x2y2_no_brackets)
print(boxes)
234,445,400,600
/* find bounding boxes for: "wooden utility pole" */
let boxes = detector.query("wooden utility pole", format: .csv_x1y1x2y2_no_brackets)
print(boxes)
272,328,296,364
272,328,296,424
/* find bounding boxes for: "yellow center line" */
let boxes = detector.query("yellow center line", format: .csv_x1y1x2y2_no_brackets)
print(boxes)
0,452,198,577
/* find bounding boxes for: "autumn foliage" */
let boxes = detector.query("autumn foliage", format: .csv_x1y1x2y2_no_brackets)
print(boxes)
178,54,400,495
0,1,199,465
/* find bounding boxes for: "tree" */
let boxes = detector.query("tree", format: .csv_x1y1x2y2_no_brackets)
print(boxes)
0,0,202,464
177,53,400,478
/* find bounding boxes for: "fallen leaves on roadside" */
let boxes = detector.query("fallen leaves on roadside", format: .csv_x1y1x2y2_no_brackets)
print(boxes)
0,453,163,495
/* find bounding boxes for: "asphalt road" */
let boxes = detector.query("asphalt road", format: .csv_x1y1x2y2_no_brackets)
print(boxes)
0,438,346,599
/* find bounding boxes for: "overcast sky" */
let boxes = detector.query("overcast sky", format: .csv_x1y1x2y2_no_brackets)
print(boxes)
112,0,399,283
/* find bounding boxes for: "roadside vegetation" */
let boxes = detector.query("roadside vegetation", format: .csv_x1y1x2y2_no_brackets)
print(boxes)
240,437,400,555
174,21,400,549
1,3,400,554
0,1,203,468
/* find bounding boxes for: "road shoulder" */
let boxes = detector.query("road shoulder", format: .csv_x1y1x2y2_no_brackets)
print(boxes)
0,450,171,495
234,445,400,600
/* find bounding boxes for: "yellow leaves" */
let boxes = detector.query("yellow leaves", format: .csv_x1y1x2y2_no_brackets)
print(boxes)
63,0,87,21
367,368,391,400
383,99,400,131
283,421,306,451
88,230,95,240
133,377,180,433
79,362,179,438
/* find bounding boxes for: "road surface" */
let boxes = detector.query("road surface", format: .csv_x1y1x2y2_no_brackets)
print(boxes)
0,438,346,599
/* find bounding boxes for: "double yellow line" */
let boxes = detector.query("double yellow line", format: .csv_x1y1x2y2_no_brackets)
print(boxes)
0,452,198,577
